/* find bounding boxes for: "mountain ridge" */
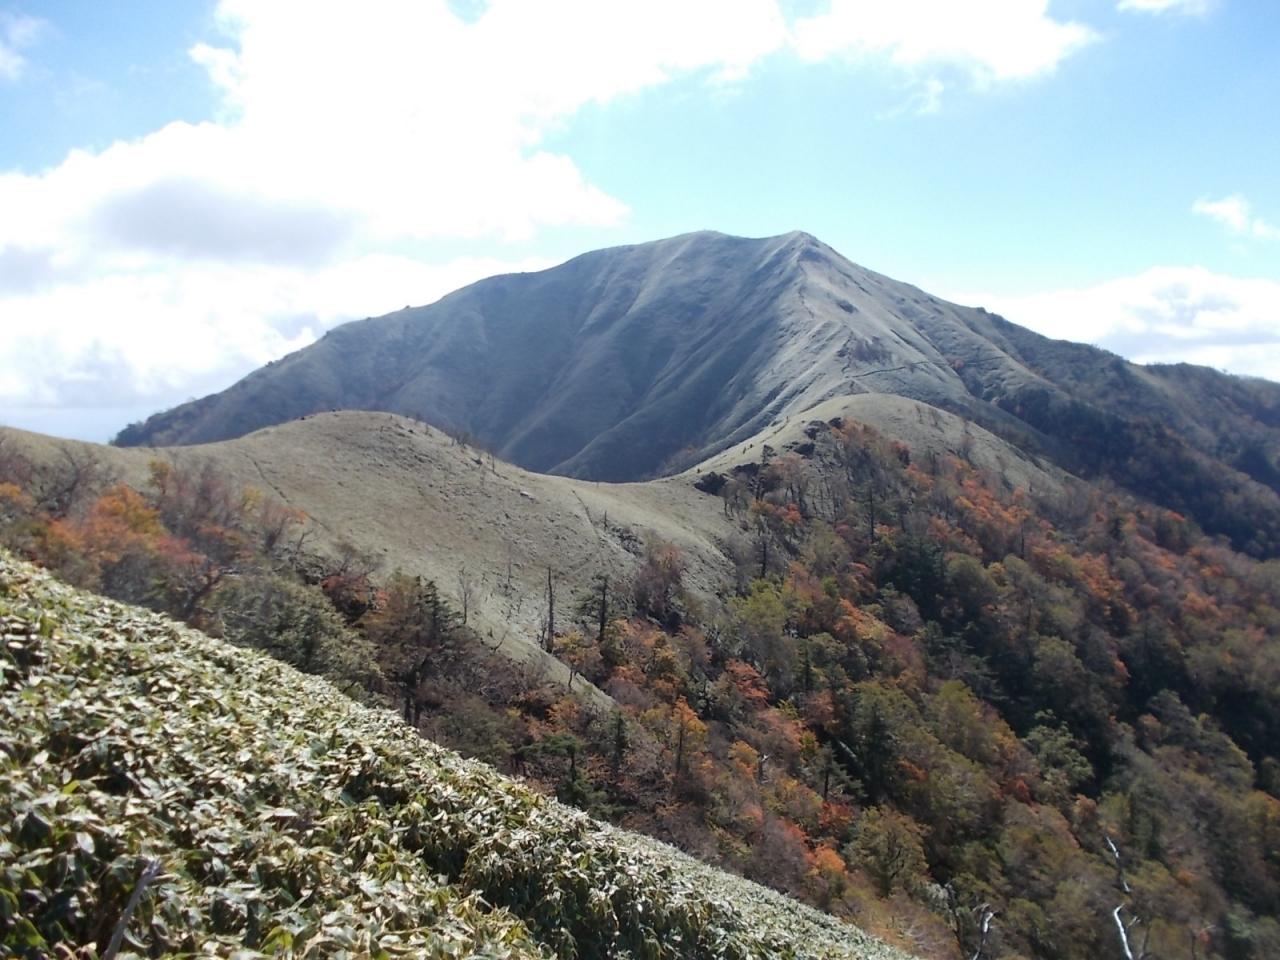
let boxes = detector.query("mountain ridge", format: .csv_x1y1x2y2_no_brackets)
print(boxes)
113,230,1014,474
113,230,1280,555
6,390,1069,674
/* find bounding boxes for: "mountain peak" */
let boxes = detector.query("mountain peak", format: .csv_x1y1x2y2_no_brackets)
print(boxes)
114,230,1280,555
115,229,962,477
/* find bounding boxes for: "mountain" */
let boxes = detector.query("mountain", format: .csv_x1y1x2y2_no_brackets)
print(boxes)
117,230,988,477
0,552,912,960
115,230,1280,555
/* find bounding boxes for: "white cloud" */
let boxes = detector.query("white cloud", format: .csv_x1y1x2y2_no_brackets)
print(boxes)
792,0,1096,86
1,0,790,437
0,252,554,422
951,267,1280,383
0,11,43,81
0,0,1107,440
1117,0,1212,16
1193,195,1280,240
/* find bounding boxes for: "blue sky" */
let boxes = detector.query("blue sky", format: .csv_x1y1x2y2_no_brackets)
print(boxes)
1,0,1277,441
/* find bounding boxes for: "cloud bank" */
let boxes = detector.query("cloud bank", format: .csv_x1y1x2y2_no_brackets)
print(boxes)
956,267,1280,383
0,0,1215,440
792,0,1095,84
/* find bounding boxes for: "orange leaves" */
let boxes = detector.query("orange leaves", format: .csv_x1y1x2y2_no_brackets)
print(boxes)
799,688,837,730
807,844,851,908
833,598,889,649
95,484,164,532
1006,777,1033,804
613,619,685,700
751,497,803,535
0,480,34,514
811,844,847,878
819,801,854,837
897,759,928,784
722,659,771,710
903,462,934,493
671,696,705,736
728,740,760,777
951,473,1036,558
79,484,166,564
926,515,980,556
546,693,582,731
642,696,706,745
1181,589,1220,621
29,517,97,586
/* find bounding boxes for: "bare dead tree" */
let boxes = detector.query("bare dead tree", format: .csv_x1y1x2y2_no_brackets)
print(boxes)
536,607,550,656
592,573,610,642
1106,836,1150,960
942,882,998,960
674,714,686,778
456,563,476,626
1189,921,1215,960
33,446,114,518
485,625,510,655
1112,906,1151,960
969,904,996,960
755,515,771,579
287,520,314,561
500,588,527,624
544,566,556,652
103,857,162,960
1105,834,1132,894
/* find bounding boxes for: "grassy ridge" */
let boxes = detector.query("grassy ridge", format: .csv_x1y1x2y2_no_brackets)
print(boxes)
0,553,912,960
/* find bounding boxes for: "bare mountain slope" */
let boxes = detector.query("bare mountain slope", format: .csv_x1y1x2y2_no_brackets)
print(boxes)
115,230,1280,554
114,231,1039,478
4,395,1072,685
3,413,736,690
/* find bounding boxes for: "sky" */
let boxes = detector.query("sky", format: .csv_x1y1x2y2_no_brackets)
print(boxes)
0,0,1277,442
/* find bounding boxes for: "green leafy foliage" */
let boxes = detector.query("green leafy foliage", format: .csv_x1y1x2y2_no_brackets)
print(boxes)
0,553,911,960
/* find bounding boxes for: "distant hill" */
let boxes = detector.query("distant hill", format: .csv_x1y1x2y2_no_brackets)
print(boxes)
3,396,1065,682
0,551,913,958
114,230,1280,555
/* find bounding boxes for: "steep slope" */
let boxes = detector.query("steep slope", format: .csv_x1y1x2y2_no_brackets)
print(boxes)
0,552,913,959
688,392,1070,505
113,230,1280,555
113,231,1029,478
3,414,738,691
5,397,1076,666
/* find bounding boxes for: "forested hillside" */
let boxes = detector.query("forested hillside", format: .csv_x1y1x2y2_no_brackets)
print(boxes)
4,409,1278,959
0,554,907,960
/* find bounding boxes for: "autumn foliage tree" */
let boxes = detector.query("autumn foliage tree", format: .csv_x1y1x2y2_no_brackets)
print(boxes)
360,572,459,726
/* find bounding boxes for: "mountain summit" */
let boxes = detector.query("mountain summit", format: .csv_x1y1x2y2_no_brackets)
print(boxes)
118,230,994,478
117,230,1280,553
